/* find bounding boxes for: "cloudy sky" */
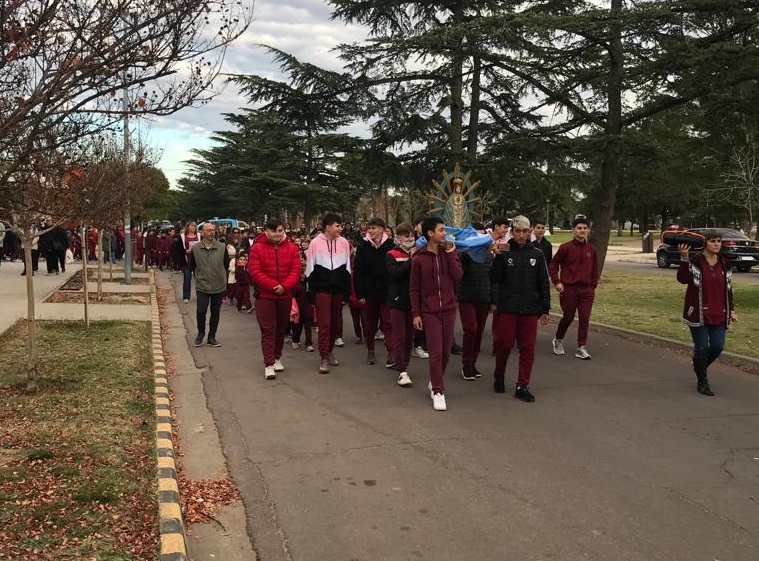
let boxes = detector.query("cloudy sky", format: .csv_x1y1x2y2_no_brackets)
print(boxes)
148,0,369,189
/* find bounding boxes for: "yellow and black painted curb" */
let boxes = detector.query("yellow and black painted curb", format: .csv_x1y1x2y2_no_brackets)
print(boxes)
151,285,187,561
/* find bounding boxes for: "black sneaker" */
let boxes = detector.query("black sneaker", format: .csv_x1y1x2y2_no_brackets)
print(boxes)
461,365,477,381
451,342,462,355
193,335,204,347
472,365,483,378
207,337,222,347
385,356,396,369
493,377,506,393
514,385,535,403
366,350,376,365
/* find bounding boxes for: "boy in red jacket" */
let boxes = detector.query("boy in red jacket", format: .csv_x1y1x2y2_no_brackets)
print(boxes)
549,215,598,360
249,219,302,380
410,217,463,411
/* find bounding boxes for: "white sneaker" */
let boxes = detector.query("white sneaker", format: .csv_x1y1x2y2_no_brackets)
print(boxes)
432,392,447,411
397,372,413,387
264,365,276,380
334,337,345,347
427,381,434,399
182,298,190,303
273,359,285,372
575,346,591,360
413,346,429,359
552,338,565,355
292,342,300,350
376,331,384,340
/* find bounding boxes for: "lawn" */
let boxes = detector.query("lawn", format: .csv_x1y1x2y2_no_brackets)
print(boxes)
0,321,158,560
595,270,758,359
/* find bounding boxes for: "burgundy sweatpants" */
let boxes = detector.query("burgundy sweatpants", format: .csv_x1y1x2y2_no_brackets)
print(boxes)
459,302,490,367
315,292,343,359
255,298,291,366
390,308,413,374
493,313,538,387
236,284,251,311
555,285,595,346
422,311,456,394
363,299,393,354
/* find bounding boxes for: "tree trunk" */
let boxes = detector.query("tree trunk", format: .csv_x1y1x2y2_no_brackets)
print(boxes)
449,1,466,159
466,55,481,165
591,0,624,274
108,230,113,281
23,240,38,393
97,231,103,301
82,224,89,328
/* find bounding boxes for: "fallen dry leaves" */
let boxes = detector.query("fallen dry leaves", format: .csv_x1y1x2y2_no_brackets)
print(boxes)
156,283,243,526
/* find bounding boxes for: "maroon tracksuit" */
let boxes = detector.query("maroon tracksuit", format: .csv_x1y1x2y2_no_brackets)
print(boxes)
549,238,598,346
235,265,252,311
410,245,463,394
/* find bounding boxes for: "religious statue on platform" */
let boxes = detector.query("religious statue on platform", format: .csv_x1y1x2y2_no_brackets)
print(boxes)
430,165,482,228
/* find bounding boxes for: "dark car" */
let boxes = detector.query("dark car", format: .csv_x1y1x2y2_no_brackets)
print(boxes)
656,228,759,272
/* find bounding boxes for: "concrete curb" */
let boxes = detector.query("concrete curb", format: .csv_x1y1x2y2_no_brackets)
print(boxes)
151,277,188,561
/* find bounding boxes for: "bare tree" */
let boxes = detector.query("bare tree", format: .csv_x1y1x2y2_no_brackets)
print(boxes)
0,0,253,391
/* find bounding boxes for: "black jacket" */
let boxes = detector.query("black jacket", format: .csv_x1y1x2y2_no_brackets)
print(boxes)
354,236,395,300
534,236,552,264
386,247,413,310
458,252,493,304
490,240,550,315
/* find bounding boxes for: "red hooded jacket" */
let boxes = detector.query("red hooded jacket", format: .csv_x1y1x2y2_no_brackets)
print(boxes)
410,246,463,317
248,232,301,300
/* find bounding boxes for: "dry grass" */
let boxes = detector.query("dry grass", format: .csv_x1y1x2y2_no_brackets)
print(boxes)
0,320,158,560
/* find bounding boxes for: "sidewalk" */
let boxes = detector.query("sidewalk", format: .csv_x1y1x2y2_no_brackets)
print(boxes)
0,260,151,336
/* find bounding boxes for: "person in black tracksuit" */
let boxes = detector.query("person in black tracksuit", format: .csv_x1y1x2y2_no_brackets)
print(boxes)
354,217,396,367
490,215,551,402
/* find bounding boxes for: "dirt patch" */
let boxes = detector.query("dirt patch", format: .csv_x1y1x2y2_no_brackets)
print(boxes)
45,292,150,305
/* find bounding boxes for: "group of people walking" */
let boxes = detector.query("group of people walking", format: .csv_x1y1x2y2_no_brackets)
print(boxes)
187,212,738,409
190,211,637,411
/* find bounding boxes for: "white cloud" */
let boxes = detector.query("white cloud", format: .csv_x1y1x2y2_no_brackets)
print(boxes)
150,0,369,188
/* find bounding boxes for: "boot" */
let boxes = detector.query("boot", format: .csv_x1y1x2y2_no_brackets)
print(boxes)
693,357,715,396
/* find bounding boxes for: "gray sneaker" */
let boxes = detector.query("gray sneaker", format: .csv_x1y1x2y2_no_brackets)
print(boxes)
575,346,591,360
207,337,222,347
193,335,204,347
552,338,565,355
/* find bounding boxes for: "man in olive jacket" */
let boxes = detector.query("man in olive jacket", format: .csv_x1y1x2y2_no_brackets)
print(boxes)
490,215,550,402
190,222,230,347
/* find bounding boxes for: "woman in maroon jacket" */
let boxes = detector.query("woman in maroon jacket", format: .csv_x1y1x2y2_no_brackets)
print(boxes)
677,231,738,396
249,219,302,380
410,217,463,411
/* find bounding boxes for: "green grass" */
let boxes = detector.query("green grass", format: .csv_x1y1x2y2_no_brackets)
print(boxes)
595,270,758,359
548,230,651,246
0,320,157,560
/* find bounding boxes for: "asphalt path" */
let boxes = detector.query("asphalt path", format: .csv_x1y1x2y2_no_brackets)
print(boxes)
179,282,759,561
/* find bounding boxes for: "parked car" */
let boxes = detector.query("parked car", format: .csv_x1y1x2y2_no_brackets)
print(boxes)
656,228,759,272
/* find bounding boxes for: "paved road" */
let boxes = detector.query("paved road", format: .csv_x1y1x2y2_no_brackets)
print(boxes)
172,276,759,561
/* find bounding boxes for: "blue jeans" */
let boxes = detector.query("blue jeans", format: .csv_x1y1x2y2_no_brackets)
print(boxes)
196,291,224,339
689,324,726,366
182,269,193,300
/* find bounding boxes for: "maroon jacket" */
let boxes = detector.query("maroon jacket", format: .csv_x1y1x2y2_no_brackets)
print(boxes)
677,253,733,327
549,238,598,288
410,246,463,317
248,232,301,300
